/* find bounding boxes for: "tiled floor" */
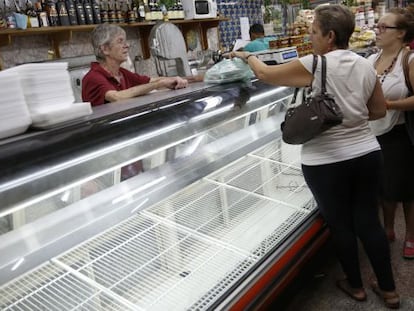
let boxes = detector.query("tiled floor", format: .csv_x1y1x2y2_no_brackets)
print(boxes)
272,207,414,311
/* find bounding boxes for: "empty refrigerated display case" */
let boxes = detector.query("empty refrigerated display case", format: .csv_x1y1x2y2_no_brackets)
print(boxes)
0,79,328,310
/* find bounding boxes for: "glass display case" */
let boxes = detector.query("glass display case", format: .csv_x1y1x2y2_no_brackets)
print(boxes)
0,79,328,310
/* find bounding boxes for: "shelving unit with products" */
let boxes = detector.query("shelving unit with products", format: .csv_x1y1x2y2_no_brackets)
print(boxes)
0,17,228,59
0,0,227,61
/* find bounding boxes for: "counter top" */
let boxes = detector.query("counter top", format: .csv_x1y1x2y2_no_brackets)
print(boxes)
91,81,210,119
0,81,210,146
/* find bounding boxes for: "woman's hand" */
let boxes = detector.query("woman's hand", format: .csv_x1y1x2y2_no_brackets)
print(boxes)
159,76,188,90
385,100,391,110
172,76,188,89
225,51,252,62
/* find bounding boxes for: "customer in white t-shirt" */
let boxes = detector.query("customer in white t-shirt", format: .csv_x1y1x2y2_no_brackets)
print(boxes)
227,4,400,309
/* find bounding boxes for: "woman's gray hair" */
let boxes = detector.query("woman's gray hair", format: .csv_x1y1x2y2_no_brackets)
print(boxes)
315,4,355,49
91,24,126,61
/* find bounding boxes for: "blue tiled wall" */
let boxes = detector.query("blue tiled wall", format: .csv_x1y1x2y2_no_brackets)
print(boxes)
218,0,265,51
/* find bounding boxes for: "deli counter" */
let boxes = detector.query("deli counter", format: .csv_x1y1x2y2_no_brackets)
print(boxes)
0,79,329,310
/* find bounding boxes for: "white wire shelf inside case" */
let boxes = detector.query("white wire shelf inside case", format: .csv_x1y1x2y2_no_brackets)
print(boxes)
0,139,317,311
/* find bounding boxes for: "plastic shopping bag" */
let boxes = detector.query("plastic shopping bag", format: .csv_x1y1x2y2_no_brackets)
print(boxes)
204,58,254,84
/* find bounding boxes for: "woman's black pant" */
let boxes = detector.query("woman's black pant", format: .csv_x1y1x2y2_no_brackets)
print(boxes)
302,151,395,291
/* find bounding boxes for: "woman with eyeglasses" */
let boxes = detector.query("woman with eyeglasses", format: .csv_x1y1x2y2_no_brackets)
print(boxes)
82,24,188,106
81,23,189,181
368,7,414,263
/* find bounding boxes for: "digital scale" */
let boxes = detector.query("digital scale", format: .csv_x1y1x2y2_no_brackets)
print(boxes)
251,47,299,65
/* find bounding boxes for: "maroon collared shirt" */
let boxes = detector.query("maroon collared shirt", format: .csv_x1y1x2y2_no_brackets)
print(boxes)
82,62,151,106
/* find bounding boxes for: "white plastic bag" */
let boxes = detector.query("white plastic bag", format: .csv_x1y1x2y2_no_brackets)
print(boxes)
204,58,254,84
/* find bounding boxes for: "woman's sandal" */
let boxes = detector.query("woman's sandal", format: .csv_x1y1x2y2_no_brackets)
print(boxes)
336,279,367,302
403,240,414,259
371,281,400,309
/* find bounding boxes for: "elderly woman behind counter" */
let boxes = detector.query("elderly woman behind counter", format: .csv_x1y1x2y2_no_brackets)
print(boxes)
82,24,188,106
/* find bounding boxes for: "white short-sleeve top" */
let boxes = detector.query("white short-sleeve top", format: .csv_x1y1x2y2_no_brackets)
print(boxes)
298,50,380,166
368,51,414,136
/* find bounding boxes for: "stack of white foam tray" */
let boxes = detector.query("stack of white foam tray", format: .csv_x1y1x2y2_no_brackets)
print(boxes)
7,62,92,129
0,70,32,139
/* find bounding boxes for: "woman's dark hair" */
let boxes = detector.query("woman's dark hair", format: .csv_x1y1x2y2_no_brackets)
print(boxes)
314,4,355,49
389,7,414,44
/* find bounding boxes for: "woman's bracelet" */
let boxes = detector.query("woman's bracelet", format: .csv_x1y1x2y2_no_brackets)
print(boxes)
246,54,255,61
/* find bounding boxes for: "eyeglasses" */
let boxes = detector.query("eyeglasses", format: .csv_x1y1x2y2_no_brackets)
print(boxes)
109,37,129,47
374,24,400,33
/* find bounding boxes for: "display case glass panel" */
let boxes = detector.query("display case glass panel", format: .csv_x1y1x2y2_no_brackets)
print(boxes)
0,81,322,310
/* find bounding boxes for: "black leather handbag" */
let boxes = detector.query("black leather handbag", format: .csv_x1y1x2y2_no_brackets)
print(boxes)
281,55,343,145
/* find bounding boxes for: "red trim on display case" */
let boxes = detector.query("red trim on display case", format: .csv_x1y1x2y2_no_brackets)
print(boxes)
230,216,330,311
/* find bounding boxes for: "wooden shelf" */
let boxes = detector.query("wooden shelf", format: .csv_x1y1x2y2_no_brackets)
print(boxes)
0,17,229,59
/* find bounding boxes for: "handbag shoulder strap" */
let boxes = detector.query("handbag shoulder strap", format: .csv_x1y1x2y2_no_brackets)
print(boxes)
306,54,318,93
290,54,318,102
320,55,328,94
403,50,414,95
311,54,318,74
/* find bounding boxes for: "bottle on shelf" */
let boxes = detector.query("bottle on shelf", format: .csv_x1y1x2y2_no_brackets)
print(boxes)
127,0,137,23
48,0,60,26
108,0,117,23
65,0,79,25
25,0,40,27
100,0,109,23
4,0,17,29
114,0,120,22
124,1,131,22
35,1,49,26
137,0,145,22
133,0,139,22
91,0,101,24
83,0,94,24
115,0,125,23
74,0,86,24
56,0,70,25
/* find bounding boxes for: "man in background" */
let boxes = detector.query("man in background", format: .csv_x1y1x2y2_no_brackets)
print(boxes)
242,23,276,52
